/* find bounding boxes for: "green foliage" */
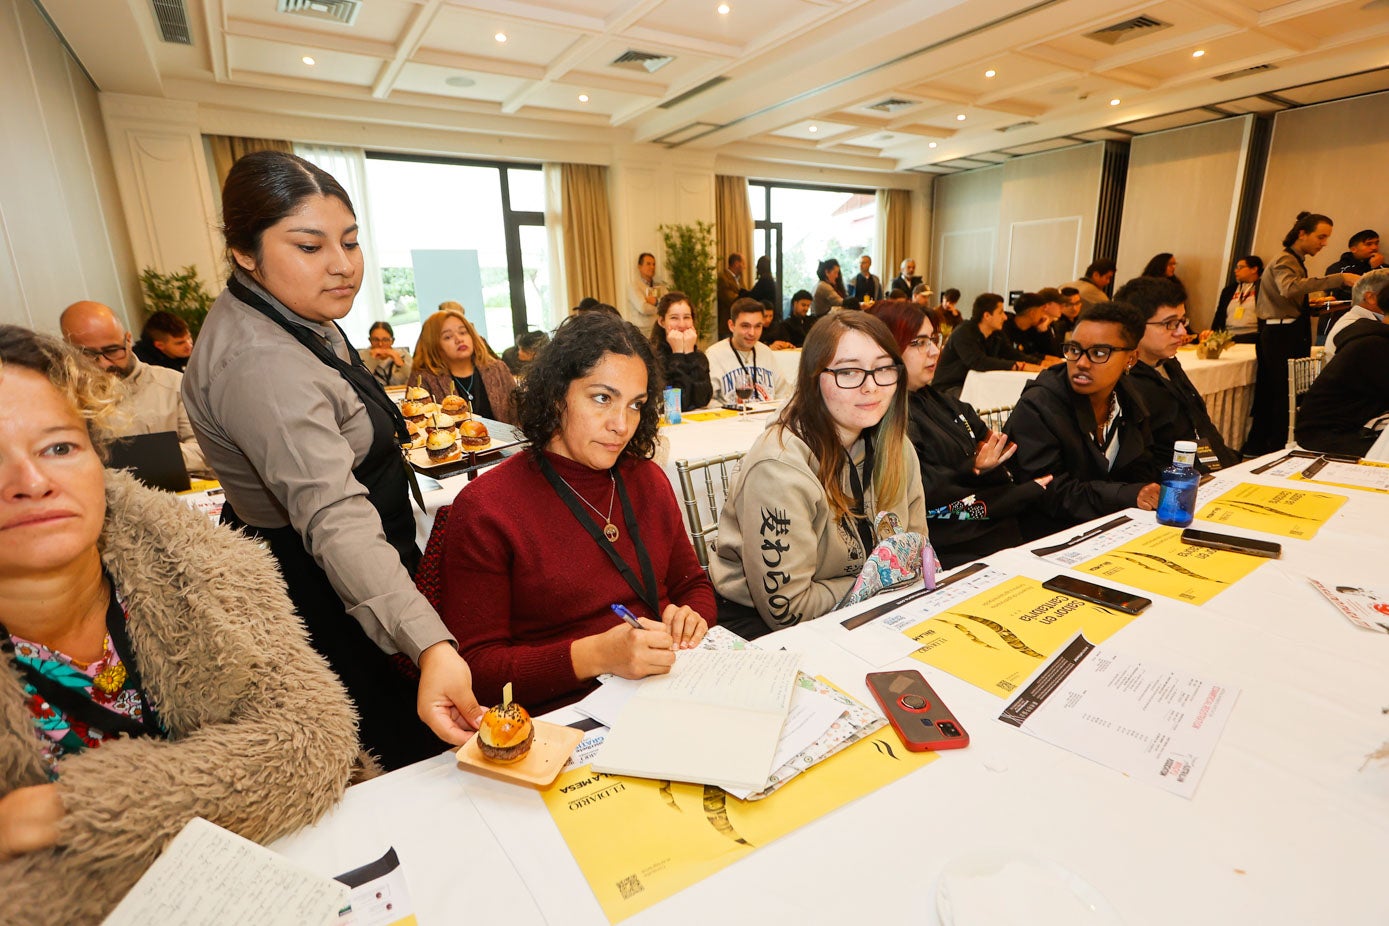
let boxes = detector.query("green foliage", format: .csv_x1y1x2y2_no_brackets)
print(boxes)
380,266,418,322
138,266,215,337
659,221,717,340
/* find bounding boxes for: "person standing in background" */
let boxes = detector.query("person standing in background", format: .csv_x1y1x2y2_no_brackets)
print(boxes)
1211,256,1262,344
717,253,747,331
1243,211,1361,456
849,255,882,302
627,252,667,332
748,255,779,318
890,258,919,297
812,259,847,316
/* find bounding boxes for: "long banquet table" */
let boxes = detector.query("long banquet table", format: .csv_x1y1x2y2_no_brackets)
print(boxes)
275,451,1389,925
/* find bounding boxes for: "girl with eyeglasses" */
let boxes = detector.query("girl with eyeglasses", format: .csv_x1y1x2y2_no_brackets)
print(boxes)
1004,302,1162,540
869,299,1051,567
711,312,926,638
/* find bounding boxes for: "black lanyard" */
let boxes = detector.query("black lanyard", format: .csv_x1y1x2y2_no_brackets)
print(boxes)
733,343,758,391
228,275,425,512
1,571,164,741
537,455,660,617
844,435,877,556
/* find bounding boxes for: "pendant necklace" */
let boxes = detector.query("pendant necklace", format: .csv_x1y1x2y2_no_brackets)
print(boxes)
556,470,620,542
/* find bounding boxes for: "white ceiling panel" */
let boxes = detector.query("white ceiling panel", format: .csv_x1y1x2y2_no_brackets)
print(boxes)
391,62,531,103
224,0,419,39
423,8,586,65
227,35,382,88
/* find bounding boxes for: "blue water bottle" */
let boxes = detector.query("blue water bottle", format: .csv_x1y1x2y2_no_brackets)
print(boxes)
1156,440,1199,527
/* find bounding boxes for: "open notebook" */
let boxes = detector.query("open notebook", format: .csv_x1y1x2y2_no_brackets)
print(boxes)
590,649,801,792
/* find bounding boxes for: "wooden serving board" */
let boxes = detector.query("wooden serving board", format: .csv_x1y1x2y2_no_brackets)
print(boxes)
455,720,583,788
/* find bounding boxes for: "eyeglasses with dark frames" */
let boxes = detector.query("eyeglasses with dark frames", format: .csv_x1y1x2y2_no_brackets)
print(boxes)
1145,317,1190,332
822,364,903,388
78,344,130,362
1060,342,1130,364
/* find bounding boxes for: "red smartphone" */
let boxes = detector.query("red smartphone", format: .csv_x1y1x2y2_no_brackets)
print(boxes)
865,670,970,751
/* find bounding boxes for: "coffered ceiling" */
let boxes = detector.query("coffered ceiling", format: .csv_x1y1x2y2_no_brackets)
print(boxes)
38,0,1389,173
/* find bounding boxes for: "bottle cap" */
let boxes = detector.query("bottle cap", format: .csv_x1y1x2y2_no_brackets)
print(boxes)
1174,440,1197,452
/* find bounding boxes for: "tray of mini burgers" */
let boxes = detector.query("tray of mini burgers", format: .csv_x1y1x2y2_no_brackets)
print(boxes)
397,385,521,476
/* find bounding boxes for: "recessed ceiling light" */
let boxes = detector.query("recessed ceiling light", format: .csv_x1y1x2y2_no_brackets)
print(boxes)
301,56,315,66
444,75,476,88
717,2,730,14
578,93,590,103
494,32,508,43
928,142,938,149
984,69,996,78
1109,98,1121,106
808,124,818,133
956,113,967,121
1192,49,1206,58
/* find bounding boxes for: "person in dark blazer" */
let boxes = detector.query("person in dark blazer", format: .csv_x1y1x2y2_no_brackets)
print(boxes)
1005,302,1161,539
890,257,919,297
717,253,747,330
849,255,883,301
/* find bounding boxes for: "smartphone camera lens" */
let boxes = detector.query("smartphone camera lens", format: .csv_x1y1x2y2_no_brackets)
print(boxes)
937,721,962,738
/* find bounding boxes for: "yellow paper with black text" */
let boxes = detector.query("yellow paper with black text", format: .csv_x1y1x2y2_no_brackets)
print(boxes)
1075,526,1265,605
905,576,1136,697
1196,482,1346,538
540,727,935,923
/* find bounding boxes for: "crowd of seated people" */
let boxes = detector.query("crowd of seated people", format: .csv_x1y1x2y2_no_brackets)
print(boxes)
10,145,1374,920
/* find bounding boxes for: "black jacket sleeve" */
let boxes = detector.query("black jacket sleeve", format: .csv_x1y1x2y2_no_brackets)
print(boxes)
664,351,713,410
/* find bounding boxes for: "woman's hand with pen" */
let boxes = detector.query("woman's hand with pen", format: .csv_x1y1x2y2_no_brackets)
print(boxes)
571,613,676,680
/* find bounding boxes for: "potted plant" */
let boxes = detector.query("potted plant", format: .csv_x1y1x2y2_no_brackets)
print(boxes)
659,222,717,342
139,265,216,337
1195,328,1234,359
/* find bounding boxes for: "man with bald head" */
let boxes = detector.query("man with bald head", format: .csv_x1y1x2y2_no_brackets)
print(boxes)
60,300,210,478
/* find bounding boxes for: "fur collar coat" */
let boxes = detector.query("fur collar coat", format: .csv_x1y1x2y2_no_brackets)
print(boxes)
0,471,359,925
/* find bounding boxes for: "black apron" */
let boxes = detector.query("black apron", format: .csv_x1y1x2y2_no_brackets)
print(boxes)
220,277,440,770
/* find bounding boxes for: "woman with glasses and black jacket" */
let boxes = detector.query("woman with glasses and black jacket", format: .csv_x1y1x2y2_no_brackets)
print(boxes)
1004,302,1161,540
869,299,1050,567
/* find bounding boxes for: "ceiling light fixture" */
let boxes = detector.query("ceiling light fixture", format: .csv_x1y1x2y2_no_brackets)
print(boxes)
717,3,730,14
444,75,476,88
984,69,996,78
808,124,818,133
1192,49,1206,58
956,113,966,121
494,31,508,43
302,56,315,66
1109,98,1121,106
578,93,590,103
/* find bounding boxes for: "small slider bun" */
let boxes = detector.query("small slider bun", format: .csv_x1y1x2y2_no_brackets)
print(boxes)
400,400,427,422
441,394,470,415
404,385,431,402
459,417,490,449
478,700,534,764
425,430,460,462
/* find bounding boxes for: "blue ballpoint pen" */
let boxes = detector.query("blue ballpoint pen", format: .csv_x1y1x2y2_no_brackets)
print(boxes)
610,603,643,629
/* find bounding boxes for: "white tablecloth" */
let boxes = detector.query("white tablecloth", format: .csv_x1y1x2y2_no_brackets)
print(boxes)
959,344,1257,447
274,452,1389,925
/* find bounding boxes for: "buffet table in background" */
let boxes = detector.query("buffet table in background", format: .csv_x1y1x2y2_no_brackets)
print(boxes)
272,451,1389,925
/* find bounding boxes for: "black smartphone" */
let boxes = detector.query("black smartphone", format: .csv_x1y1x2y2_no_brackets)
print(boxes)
1179,528,1282,559
1041,575,1152,614
865,670,969,751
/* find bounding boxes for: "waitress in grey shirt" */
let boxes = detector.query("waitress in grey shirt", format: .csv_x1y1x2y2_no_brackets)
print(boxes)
183,151,483,769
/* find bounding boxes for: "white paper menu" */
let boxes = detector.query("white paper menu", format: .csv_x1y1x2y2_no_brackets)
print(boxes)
1000,634,1239,799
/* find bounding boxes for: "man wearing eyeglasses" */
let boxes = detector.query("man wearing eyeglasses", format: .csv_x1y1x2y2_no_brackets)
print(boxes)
59,301,211,478
1004,301,1161,539
1115,277,1240,472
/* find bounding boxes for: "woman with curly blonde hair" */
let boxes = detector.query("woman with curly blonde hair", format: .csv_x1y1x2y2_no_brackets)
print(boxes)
0,325,357,924
411,307,517,423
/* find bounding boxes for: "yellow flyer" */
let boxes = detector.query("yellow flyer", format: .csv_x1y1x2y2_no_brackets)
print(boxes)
541,726,935,922
1195,482,1346,538
1074,526,1265,605
904,576,1137,698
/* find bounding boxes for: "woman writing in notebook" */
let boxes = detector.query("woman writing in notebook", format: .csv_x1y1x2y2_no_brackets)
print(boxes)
439,312,713,713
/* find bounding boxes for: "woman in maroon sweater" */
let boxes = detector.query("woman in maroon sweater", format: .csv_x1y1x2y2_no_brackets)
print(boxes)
441,312,714,713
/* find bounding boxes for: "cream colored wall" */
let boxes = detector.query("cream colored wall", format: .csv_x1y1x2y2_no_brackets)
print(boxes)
1254,91,1389,274
0,0,139,333
932,166,1002,303
1116,116,1252,329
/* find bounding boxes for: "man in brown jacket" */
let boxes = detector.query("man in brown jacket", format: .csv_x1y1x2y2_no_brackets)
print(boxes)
717,253,747,330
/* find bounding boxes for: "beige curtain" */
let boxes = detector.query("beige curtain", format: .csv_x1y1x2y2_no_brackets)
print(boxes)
558,163,616,309
715,174,754,296
877,188,912,292
207,135,294,189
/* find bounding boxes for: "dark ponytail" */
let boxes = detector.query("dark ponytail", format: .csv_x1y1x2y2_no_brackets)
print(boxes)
221,150,355,269
1281,211,1332,249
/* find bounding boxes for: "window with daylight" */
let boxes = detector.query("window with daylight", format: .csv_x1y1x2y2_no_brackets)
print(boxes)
748,181,877,314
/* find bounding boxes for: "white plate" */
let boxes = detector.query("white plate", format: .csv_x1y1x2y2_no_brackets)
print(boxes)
934,849,1123,926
